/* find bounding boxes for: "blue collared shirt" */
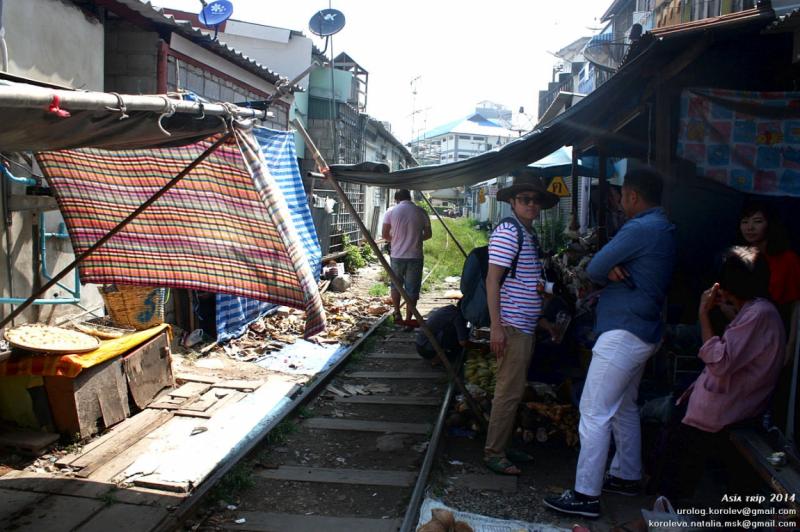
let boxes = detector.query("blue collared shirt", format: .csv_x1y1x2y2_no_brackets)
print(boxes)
587,207,676,344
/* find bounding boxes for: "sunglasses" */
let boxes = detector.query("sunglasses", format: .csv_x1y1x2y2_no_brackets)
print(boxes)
513,195,539,205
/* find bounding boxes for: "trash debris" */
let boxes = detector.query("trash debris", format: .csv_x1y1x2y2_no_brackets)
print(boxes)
226,504,238,511
183,328,204,348
234,518,246,524
190,426,208,436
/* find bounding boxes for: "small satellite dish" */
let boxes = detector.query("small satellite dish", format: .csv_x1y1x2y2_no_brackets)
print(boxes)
199,0,233,27
309,9,346,37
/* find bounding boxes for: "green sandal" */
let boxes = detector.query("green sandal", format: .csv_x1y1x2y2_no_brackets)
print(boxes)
506,449,533,463
485,456,521,475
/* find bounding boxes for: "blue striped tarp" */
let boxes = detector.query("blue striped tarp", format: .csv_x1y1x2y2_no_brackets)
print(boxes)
216,127,322,342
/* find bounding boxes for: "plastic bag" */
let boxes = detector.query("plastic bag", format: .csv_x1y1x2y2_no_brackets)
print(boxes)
641,496,691,532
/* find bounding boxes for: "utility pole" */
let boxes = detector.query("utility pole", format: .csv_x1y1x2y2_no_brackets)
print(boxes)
409,75,421,156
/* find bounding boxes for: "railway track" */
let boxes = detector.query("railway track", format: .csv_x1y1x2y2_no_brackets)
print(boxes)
178,295,456,532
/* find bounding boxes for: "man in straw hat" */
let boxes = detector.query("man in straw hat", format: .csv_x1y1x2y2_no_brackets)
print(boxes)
544,167,675,518
484,173,558,475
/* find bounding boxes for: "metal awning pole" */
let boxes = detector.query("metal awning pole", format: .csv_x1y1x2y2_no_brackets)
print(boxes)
292,119,487,428
569,148,580,231
420,192,467,259
0,131,234,330
0,88,267,119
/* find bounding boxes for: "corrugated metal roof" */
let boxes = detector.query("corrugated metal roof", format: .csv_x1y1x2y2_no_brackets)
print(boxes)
111,0,299,91
764,6,800,32
621,7,775,68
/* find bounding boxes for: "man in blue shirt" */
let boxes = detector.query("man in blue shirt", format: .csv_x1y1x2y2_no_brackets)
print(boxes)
545,168,676,518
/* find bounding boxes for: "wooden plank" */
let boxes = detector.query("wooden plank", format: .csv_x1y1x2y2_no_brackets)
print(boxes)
0,428,59,453
0,487,47,521
255,465,416,487
305,418,430,434
449,473,518,493
0,470,116,499
214,379,263,391
334,395,440,406
98,390,127,429
113,378,297,489
383,336,414,342
730,429,800,497
72,410,174,476
367,352,420,360
173,389,245,418
0,492,105,531
123,332,174,410
221,511,401,532
346,371,442,379
169,382,210,398
180,389,220,412
44,358,130,438
175,373,220,385
132,478,190,493
57,409,166,467
75,503,169,532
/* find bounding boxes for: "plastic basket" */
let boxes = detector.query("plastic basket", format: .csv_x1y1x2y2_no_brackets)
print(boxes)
100,284,166,330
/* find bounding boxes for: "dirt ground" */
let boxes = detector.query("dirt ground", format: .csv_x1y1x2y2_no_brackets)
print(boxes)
170,263,388,382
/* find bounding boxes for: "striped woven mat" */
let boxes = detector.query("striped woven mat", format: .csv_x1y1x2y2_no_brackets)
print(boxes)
36,127,325,337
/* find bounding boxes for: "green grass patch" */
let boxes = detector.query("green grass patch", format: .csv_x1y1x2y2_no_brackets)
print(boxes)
209,462,255,503
368,283,388,297
265,419,298,445
422,217,488,291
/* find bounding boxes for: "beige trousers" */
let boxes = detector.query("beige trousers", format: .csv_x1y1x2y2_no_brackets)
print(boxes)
484,325,534,458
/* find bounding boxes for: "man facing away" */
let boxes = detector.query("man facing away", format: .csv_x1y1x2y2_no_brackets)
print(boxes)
382,189,432,328
544,167,676,518
484,174,558,475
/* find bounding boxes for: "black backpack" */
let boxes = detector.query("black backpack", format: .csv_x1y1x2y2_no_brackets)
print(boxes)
460,217,525,327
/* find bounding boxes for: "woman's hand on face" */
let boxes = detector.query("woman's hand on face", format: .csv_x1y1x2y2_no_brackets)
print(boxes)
699,283,720,317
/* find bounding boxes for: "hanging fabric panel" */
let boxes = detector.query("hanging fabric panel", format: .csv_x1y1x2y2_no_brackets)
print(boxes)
36,126,326,337
215,127,322,342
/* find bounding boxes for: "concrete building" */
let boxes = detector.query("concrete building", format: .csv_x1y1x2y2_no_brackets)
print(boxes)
412,105,516,223
0,0,294,325
306,54,415,255
160,12,413,256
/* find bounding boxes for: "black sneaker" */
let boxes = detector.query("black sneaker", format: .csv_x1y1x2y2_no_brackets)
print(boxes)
543,489,600,518
602,474,640,496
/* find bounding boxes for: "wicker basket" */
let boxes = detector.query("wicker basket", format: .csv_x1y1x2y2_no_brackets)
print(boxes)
100,284,166,330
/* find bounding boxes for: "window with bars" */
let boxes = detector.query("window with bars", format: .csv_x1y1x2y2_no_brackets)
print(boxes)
313,182,366,254
166,56,287,130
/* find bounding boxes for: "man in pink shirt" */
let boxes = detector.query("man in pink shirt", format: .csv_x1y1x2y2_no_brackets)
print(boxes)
382,189,431,327
655,246,786,501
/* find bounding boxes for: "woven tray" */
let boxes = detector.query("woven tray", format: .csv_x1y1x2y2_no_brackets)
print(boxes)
4,324,100,354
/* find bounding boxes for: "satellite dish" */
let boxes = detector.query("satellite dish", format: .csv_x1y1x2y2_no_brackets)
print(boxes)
309,9,346,37
199,0,233,27
584,32,620,72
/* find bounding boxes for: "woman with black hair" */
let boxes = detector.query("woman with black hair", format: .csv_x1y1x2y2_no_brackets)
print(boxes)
655,246,786,502
739,202,800,312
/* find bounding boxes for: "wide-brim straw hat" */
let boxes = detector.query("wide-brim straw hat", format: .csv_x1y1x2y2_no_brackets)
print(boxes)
496,173,559,209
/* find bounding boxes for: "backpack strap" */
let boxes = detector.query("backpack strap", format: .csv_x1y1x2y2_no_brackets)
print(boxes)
497,216,526,283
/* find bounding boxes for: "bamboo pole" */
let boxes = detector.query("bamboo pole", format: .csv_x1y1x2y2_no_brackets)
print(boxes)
420,192,467,259
292,119,487,428
0,132,234,330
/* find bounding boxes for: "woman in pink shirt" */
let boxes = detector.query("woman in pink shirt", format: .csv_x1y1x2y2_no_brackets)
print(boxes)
656,246,785,502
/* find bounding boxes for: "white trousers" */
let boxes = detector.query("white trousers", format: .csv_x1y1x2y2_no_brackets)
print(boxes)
575,329,656,496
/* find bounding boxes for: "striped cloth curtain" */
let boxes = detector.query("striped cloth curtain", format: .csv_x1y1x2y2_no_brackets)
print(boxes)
36,124,326,338
215,127,322,342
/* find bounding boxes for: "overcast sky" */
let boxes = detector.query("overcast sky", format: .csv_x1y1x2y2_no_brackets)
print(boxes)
152,0,605,142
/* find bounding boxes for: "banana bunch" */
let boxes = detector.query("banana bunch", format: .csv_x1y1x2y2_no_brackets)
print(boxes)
463,351,497,395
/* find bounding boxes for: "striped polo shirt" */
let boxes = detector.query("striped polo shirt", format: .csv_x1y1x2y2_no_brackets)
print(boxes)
488,218,543,334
